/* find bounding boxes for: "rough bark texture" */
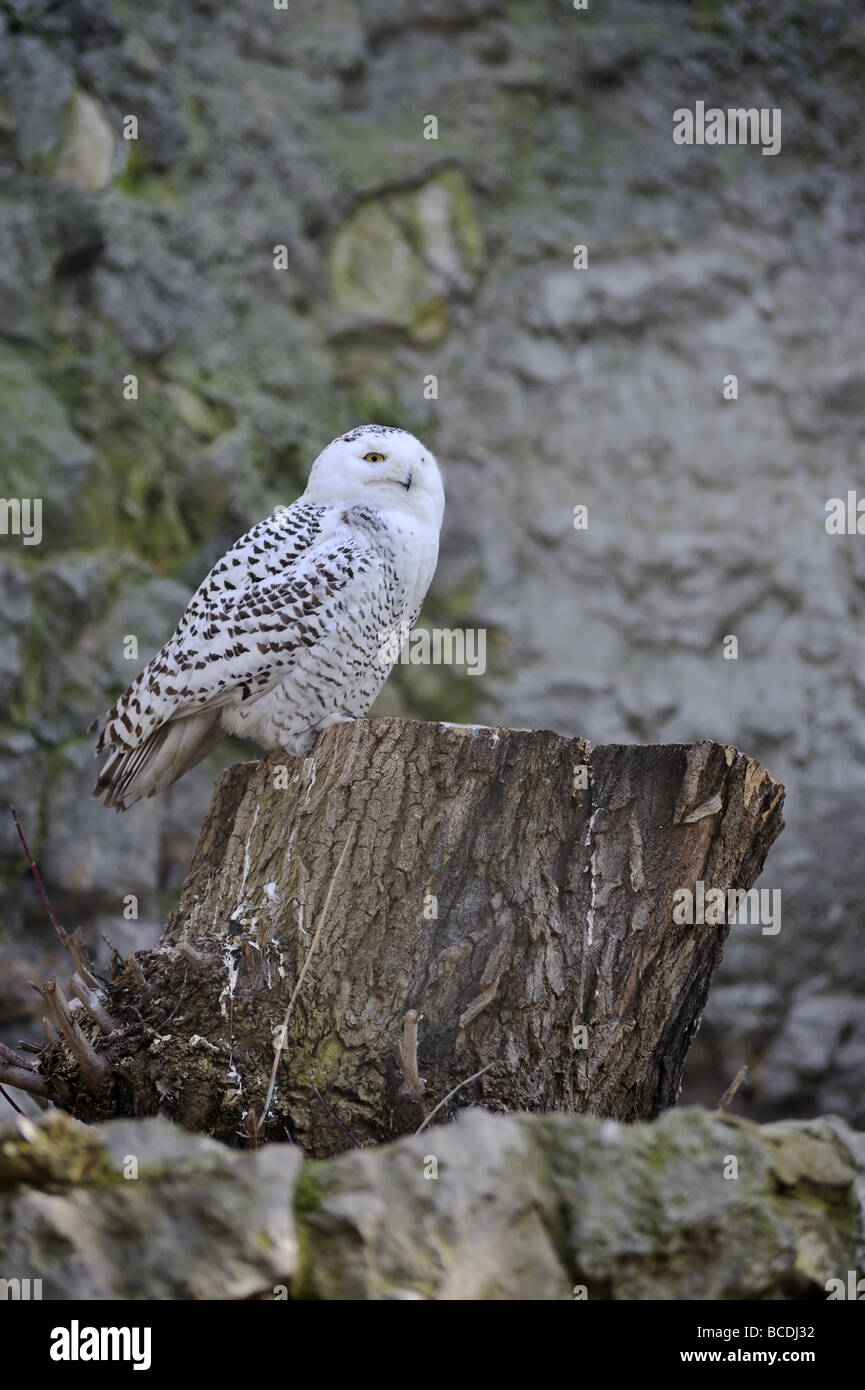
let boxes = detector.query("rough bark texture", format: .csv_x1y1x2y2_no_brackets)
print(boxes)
2,1105,862,1301
26,718,784,1155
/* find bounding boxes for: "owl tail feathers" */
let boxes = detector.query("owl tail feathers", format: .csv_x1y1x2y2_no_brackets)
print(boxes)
87,709,113,751
91,711,224,811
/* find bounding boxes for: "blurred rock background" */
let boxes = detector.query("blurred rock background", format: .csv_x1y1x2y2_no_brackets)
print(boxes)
0,0,863,1125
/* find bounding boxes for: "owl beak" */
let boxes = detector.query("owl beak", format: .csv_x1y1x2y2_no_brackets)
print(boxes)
403,468,413,491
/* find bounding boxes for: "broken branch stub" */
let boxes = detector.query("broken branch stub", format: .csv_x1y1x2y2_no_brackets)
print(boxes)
37,719,784,1155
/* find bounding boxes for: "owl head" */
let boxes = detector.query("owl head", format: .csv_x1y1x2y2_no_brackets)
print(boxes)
304,425,445,531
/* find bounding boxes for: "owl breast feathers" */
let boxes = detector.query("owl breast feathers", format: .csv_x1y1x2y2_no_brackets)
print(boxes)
90,425,445,809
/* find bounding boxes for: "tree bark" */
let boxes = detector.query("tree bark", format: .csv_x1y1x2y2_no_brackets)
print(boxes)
24,719,784,1156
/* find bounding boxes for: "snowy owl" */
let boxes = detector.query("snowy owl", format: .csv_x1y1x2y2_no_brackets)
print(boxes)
90,425,445,810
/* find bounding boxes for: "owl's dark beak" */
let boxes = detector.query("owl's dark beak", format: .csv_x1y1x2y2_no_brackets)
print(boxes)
403,469,413,490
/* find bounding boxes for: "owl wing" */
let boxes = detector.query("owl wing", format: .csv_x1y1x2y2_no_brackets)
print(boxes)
91,503,383,756
174,501,330,633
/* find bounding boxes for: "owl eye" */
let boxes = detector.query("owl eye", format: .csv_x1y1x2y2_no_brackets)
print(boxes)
363,451,385,464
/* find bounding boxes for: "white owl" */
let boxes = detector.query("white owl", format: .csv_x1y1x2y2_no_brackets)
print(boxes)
90,425,445,809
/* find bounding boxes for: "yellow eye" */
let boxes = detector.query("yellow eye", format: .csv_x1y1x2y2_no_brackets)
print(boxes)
363,451,385,463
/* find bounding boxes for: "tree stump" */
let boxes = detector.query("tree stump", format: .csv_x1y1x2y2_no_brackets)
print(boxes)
16,719,785,1156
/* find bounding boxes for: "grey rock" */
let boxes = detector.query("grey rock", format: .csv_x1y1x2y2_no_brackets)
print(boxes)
0,1110,300,1299
0,560,31,711
5,35,74,167
53,89,116,193
2,1105,860,1300
42,739,163,898
282,1106,865,1300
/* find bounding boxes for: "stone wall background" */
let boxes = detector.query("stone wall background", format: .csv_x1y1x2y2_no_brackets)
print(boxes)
1,0,863,1124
